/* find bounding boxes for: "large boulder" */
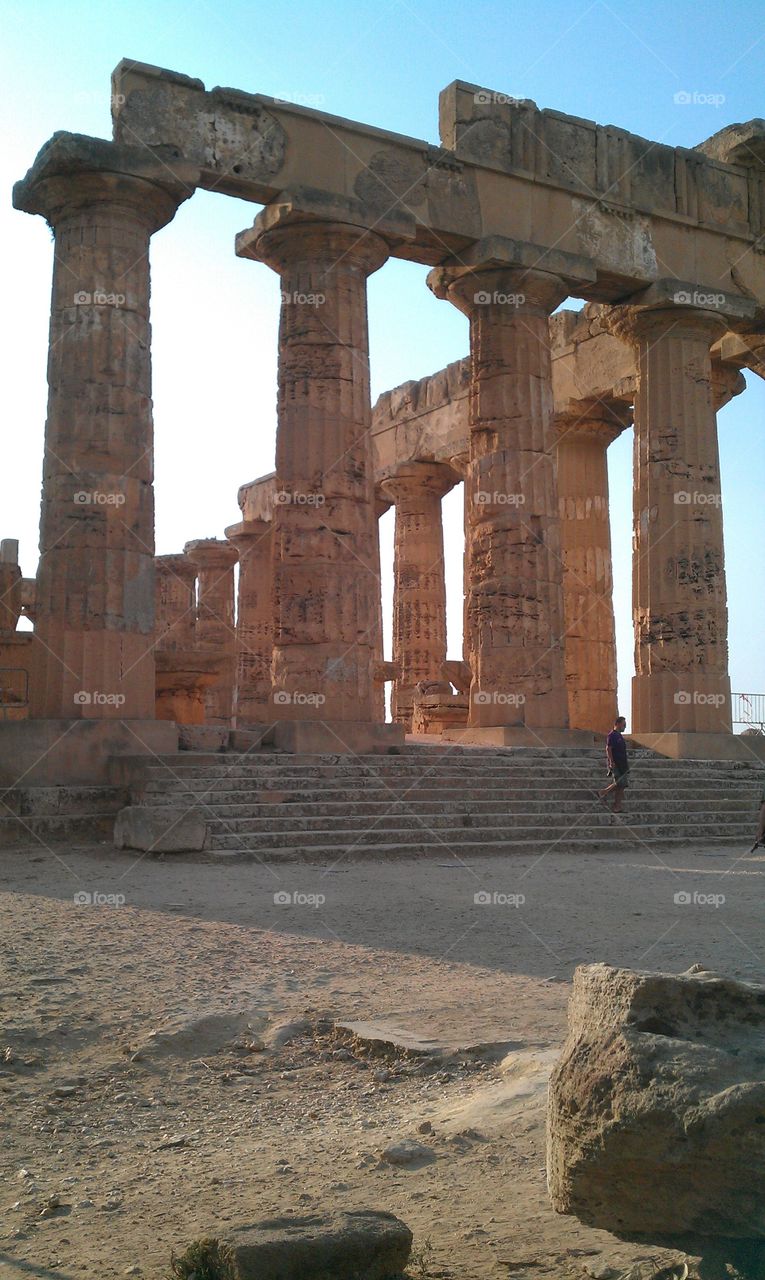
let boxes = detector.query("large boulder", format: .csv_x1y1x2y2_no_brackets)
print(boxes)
547,963,765,1247
222,1210,412,1279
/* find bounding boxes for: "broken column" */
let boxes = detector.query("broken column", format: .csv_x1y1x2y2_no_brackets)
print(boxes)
154,553,220,725
607,291,747,739
12,134,196,719
428,252,592,738
225,520,274,726
555,403,628,734
381,462,454,728
184,538,238,726
236,208,390,729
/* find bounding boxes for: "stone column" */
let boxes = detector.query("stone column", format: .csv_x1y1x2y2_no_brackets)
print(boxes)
428,265,570,731
381,462,453,728
13,134,196,719
372,496,391,722
236,215,388,722
555,404,628,734
184,539,239,726
155,554,197,650
610,304,732,734
225,520,274,725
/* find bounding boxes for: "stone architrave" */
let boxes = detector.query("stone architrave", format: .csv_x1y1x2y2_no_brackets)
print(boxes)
12,133,197,719
380,462,454,729
184,538,239,726
236,214,388,722
225,520,274,725
608,300,735,734
428,262,573,732
555,404,628,734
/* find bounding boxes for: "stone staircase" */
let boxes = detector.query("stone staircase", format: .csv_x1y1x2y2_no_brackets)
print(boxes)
125,745,764,860
0,785,128,848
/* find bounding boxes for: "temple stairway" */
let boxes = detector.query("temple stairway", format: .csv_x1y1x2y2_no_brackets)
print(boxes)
125,744,763,860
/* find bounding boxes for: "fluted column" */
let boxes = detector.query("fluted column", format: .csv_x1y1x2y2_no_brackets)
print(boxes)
155,554,196,650
381,462,454,728
610,304,732,734
428,265,570,730
555,404,628,733
372,496,391,722
237,216,388,721
184,539,239,726
225,520,273,725
13,134,196,719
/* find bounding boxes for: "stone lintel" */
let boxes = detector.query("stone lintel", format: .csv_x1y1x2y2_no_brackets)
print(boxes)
13,131,198,226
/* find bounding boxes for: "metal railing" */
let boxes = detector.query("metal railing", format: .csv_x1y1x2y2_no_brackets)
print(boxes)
733,692,765,734
0,668,29,719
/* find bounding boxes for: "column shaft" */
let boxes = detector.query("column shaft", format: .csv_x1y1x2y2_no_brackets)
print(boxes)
630,309,732,732
184,539,238,726
556,411,624,733
226,520,274,725
13,136,195,719
237,219,388,721
381,463,453,728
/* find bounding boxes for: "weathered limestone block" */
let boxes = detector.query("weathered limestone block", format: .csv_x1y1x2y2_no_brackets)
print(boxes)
13,133,197,719
0,539,22,636
236,212,389,722
155,554,197,649
548,963,765,1247
216,1209,412,1280
381,462,455,728
411,682,469,735
184,539,238,726
114,805,207,852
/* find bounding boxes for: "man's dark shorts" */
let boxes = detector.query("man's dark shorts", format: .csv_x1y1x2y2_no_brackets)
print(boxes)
611,768,629,788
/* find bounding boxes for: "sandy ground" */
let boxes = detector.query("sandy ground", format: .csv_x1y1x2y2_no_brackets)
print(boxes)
2,837,764,1279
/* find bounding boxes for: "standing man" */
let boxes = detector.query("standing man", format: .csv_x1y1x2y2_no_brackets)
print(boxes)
750,785,765,853
599,715,630,816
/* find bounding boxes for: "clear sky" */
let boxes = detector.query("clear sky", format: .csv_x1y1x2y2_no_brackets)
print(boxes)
2,0,764,722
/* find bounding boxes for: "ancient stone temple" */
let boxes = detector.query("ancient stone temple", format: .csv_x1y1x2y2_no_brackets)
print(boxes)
5,61,765,783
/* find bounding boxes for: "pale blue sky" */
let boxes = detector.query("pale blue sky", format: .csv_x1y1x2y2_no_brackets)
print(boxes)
2,0,763,720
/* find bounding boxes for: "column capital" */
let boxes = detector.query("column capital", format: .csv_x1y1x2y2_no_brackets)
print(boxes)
710,360,746,412
225,519,270,552
236,211,389,278
156,553,196,585
380,460,457,503
13,133,198,231
554,399,631,447
184,538,239,572
604,301,729,347
428,262,568,319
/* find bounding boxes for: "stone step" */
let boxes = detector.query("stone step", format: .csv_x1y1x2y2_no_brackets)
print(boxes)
191,804,757,832
208,833,749,861
139,755,756,774
0,786,127,817
208,819,751,849
138,780,760,802
137,795,757,817
0,812,120,847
